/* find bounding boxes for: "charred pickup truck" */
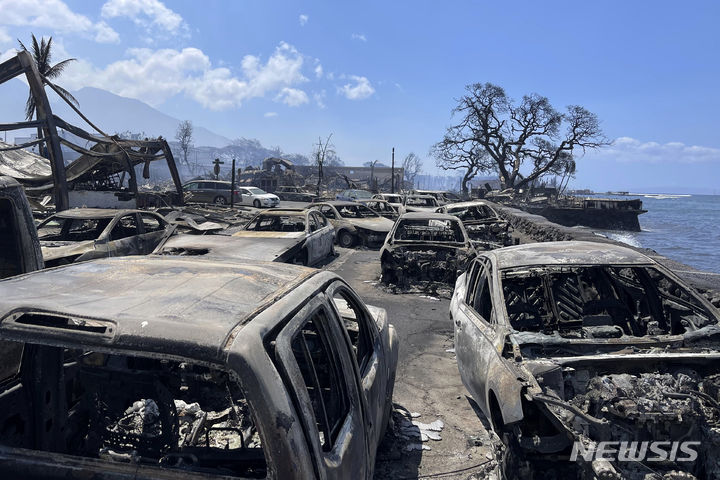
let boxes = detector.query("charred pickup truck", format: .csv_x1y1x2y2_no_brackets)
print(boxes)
435,200,513,249
0,256,398,479
451,241,720,480
380,212,476,288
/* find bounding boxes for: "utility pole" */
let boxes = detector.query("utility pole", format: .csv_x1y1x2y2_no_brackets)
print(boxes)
230,157,236,208
391,147,395,193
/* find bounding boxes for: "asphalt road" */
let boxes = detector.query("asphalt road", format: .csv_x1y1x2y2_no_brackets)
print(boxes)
322,247,500,479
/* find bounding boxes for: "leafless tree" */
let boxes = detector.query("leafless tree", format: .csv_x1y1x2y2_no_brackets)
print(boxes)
432,83,609,192
175,120,194,169
312,134,335,195
401,152,423,190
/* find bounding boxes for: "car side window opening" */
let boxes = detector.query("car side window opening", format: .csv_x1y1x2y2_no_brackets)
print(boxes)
0,199,22,279
331,289,374,372
140,214,163,232
320,206,336,219
184,182,198,191
291,309,350,451
308,214,319,232
313,212,328,227
472,269,493,322
110,215,139,241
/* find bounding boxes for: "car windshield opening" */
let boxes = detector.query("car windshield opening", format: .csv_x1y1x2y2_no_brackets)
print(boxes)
337,205,378,218
245,215,305,232
501,265,714,339
406,197,435,207
393,218,465,242
247,188,266,195
447,205,496,221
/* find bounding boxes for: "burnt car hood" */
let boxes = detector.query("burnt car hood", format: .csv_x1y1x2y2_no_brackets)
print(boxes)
232,231,305,240
510,327,720,478
40,240,93,261
156,234,302,262
342,216,395,232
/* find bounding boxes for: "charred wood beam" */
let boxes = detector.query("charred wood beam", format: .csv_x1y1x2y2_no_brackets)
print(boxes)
17,51,68,211
0,138,47,152
160,139,184,205
0,120,45,132
0,55,24,85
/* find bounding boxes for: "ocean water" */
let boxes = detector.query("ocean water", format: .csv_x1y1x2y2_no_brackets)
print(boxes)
590,194,720,274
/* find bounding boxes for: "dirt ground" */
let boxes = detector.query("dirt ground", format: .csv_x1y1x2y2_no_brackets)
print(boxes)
322,247,502,480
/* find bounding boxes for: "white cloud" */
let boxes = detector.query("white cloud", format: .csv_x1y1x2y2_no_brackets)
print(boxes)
0,0,120,43
264,112,278,118
314,90,326,109
275,87,309,107
0,27,11,45
61,42,309,110
101,0,185,35
351,33,367,42
299,14,309,26
593,136,720,164
338,75,374,100
314,63,323,79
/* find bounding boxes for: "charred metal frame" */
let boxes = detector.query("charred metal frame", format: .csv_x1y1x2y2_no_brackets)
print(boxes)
0,51,184,211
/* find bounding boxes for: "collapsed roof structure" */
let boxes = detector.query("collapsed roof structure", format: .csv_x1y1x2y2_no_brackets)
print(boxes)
0,51,183,211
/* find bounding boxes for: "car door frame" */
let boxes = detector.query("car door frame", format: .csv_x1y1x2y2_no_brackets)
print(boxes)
454,257,498,415
304,211,321,264
325,280,390,466
273,295,369,480
137,212,168,254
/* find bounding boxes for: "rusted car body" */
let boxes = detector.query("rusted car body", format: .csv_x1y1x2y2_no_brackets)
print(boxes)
310,201,394,248
380,212,476,287
359,199,399,220
0,256,399,479
451,241,720,479
0,176,43,278
435,200,513,249
231,209,335,265
37,208,171,267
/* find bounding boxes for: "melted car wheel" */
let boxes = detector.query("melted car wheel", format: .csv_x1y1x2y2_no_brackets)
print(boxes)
338,230,356,248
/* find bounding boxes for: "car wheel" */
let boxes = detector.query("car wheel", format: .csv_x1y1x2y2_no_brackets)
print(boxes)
253,199,261,208
213,195,226,205
338,230,356,248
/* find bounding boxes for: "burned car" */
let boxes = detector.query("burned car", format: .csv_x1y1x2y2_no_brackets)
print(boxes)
398,195,440,215
274,186,318,203
436,200,513,249
452,241,720,479
37,208,171,267
232,208,335,266
380,212,476,287
0,256,398,479
372,193,403,208
359,199,399,220
310,201,394,248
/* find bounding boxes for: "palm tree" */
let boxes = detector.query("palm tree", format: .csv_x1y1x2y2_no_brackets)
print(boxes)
17,34,78,121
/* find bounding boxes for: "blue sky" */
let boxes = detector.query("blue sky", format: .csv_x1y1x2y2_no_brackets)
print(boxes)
0,0,719,193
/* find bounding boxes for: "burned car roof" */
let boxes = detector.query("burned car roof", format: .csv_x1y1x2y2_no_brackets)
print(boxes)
0,256,317,359
48,208,141,219
441,200,497,212
155,233,300,261
398,211,458,220
487,240,652,269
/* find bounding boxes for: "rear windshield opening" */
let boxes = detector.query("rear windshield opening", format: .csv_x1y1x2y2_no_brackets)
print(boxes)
393,219,465,243
0,343,266,478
